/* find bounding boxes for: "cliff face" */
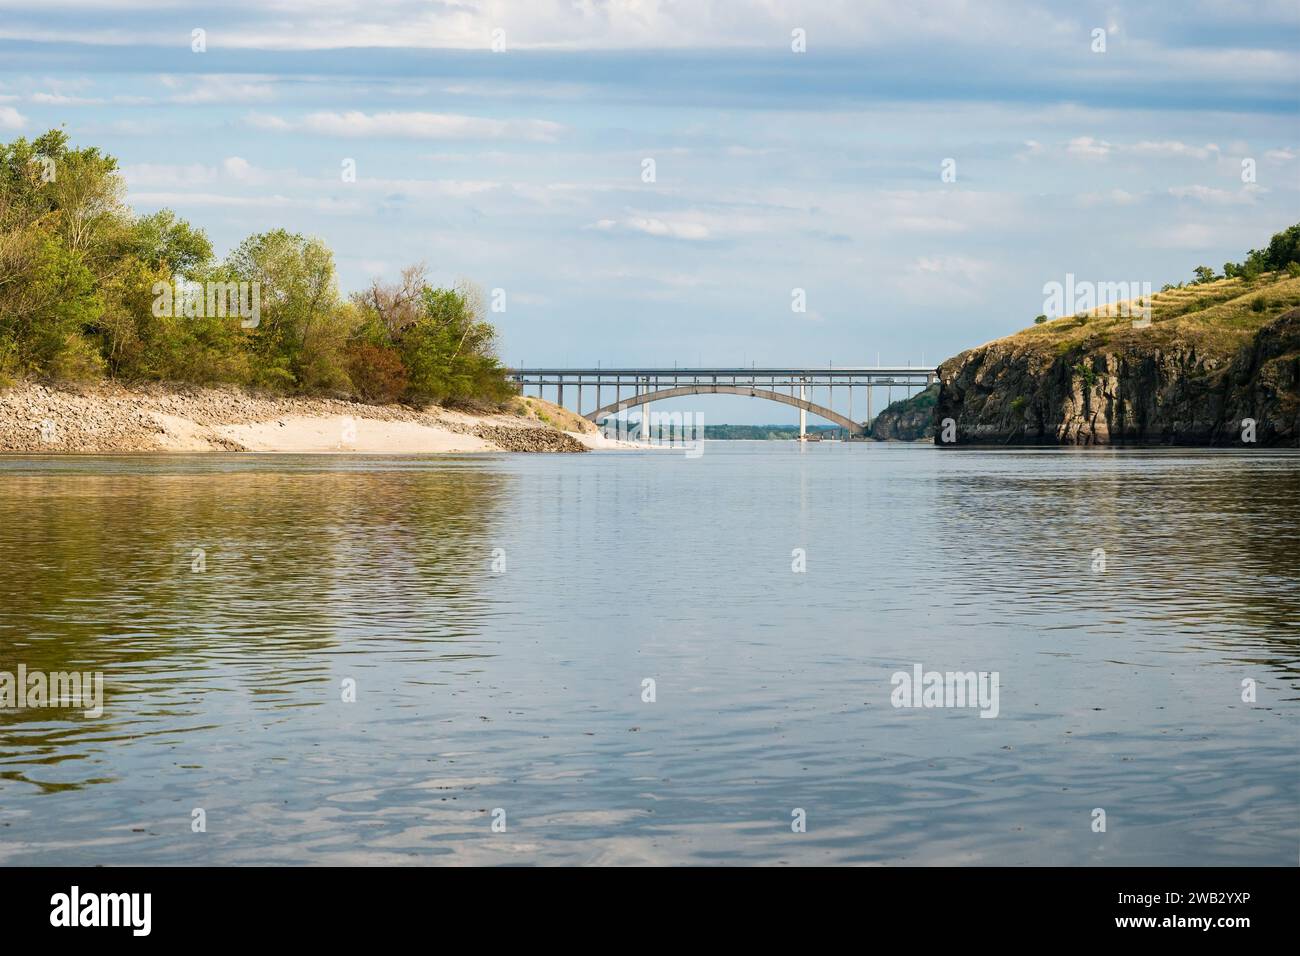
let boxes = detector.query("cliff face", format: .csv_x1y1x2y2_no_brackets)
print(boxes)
935,276,1300,447
870,384,937,441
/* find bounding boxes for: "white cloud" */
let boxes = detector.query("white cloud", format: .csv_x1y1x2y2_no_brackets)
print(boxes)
0,105,26,129
898,254,994,305
909,256,988,283
169,76,275,104
0,0,1082,51
122,157,282,189
1167,184,1260,205
30,91,102,105
220,156,275,185
1077,188,1143,207
1159,223,1217,249
1129,140,1220,160
591,216,711,240
129,191,365,214
121,162,218,188
248,110,564,142
1067,137,1112,159
1015,139,1045,162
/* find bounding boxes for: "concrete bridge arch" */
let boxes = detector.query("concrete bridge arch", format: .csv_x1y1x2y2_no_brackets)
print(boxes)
586,384,865,437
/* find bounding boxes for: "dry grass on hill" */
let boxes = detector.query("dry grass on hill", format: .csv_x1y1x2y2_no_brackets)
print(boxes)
507,395,598,433
1013,271,1300,357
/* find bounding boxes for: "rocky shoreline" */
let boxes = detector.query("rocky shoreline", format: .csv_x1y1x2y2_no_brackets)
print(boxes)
0,381,592,454
869,384,937,441
935,297,1300,448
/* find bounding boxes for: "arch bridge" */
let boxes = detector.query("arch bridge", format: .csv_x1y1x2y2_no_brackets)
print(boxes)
508,366,937,439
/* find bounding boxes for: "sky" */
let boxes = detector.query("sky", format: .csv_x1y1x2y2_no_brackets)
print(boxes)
1,0,1297,424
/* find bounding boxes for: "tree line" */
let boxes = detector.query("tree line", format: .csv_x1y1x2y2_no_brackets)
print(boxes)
0,130,514,405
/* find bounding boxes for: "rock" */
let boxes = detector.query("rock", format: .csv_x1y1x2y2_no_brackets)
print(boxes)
935,308,1300,447
870,384,938,441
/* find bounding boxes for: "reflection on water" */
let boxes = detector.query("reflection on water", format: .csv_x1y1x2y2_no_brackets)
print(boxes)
0,446,1296,864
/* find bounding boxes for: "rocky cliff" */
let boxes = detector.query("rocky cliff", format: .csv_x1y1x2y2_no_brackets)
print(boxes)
870,384,937,441
935,273,1300,447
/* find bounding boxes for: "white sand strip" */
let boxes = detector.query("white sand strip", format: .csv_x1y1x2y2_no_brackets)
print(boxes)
216,416,496,454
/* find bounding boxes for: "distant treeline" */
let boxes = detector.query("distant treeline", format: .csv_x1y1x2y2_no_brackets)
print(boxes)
0,130,513,405
704,424,846,440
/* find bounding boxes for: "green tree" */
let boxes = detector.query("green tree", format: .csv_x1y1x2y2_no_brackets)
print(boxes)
398,284,512,404
224,229,346,391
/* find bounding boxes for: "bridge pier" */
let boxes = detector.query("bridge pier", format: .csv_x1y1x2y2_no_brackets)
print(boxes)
642,381,652,443
799,381,807,440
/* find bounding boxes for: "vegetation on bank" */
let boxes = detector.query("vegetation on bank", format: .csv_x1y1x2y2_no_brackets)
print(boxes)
702,423,847,440
940,225,1300,446
0,130,513,405
868,383,937,441
1018,224,1300,358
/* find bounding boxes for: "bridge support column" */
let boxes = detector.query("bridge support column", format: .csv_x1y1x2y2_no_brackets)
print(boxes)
799,381,807,440
642,384,652,443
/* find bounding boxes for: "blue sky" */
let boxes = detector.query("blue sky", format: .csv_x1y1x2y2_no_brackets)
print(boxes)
1,0,1297,423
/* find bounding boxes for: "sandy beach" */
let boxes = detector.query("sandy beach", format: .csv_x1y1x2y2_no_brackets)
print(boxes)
0,382,612,454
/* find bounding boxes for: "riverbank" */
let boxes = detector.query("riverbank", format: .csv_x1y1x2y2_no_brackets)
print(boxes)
0,381,603,454
936,278,1300,447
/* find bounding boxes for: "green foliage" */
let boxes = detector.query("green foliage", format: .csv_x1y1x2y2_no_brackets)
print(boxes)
703,424,843,440
1072,362,1098,388
0,129,513,406
131,209,212,275
224,229,345,390
353,280,512,406
1220,223,1300,280
1034,314,1047,324
1192,265,1217,284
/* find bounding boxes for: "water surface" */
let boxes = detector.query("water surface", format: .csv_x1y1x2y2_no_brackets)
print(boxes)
1,444,1296,865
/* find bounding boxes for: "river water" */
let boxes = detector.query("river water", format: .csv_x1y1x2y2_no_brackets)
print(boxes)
0,443,1296,865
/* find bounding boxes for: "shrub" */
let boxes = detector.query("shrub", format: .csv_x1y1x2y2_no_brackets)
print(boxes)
1034,314,1047,324
346,343,408,403
1071,362,1098,388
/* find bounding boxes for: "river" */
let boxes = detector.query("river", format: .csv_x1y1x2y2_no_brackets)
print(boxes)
1,443,1296,865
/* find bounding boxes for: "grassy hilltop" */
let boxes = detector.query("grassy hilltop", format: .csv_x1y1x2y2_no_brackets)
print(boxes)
933,226,1300,446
